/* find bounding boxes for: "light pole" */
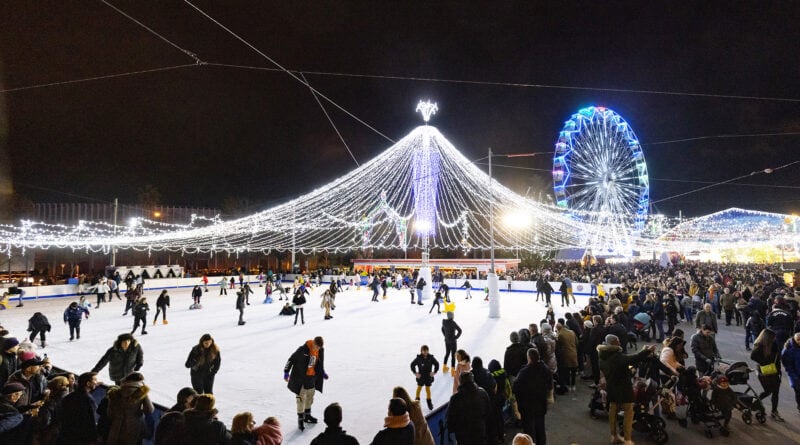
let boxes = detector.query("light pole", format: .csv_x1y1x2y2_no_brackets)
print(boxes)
488,147,500,318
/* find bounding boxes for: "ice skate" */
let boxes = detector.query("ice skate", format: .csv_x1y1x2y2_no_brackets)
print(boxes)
426,399,433,410
163,319,168,324
304,410,318,423
442,364,449,373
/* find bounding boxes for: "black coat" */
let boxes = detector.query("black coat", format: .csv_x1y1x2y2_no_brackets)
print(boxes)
513,361,552,417
185,345,221,377
446,382,491,444
503,343,527,378
284,343,325,395
310,426,360,445
156,294,170,308
92,340,144,383
441,319,462,343
56,390,98,444
410,354,440,386
27,312,51,333
182,409,231,445
369,422,414,445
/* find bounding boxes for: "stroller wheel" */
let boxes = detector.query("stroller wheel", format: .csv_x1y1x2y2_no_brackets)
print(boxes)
756,412,766,424
650,428,669,444
742,412,752,425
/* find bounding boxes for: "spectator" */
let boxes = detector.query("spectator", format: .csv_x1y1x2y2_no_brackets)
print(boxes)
512,433,534,445
504,331,527,379
447,372,490,445
56,372,99,445
0,337,20,386
183,394,232,445
598,335,655,445
92,333,144,385
154,410,188,445
691,325,720,376
695,303,718,333
7,357,47,413
471,357,497,442
451,350,471,394
512,348,552,445
751,328,784,421
488,359,513,443
555,322,579,392
369,398,414,445
167,387,197,413
310,402,359,445
780,332,800,415
36,375,70,444
105,372,154,445
392,387,434,445
252,417,282,445
0,381,34,444
766,298,794,350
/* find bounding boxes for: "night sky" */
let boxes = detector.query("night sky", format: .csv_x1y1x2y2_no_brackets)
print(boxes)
1,1,799,218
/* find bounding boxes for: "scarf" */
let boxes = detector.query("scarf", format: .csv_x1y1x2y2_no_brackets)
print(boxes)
306,340,319,376
384,412,411,429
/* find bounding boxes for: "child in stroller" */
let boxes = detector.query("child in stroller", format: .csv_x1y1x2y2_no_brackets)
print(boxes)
710,375,736,436
677,366,725,437
718,361,767,424
623,378,669,444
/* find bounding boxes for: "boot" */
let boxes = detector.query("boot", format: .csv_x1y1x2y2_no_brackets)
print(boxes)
442,365,449,374
153,319,157,326
451,368,456,377
163,319,168,324
304,410,318,423
297,413,305,431
427,399,433,410
238,321,246,326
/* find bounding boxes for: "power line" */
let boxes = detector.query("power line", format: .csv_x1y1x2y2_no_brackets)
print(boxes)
0,64,198,93
645,132,800,146
299,72,359,167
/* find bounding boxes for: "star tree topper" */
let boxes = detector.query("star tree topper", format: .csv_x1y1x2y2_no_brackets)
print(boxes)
416,100,438,124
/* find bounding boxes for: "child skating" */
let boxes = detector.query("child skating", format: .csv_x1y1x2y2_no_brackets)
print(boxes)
410,345,440,410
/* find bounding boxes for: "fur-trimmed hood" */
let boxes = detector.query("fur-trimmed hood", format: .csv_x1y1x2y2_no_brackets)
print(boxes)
108,380,149,404
597,344,622,360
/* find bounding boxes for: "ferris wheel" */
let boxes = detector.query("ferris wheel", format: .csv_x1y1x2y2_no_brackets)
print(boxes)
552,106,650,236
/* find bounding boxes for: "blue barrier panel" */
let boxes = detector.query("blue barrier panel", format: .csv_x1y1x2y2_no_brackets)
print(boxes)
426,401,456,445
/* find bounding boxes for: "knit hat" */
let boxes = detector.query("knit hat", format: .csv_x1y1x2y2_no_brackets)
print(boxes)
488,359,501,373
2,337,19,350
2,382,25,395
194,393,216,412
20,351,37,362
446,311,454,320
584,320,594,329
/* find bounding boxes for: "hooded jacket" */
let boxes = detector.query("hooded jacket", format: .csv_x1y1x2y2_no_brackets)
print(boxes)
106,381,154,445
597,344,651,403
284,341,325,395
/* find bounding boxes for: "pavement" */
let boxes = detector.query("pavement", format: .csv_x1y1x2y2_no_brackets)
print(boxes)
503,317,800,445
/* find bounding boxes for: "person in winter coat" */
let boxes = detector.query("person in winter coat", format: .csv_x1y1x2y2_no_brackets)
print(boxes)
0,381,34,444
27,312,51,348
130,298,150,335
447,372,490,445
370,398,414,445
310,402,360,445
781,332,800,415
105,372,154,445
504,331,527,379
36,375,70,444
512,348,552,445
7,357,48,414
710,376,737,435
153,290,170,325
321,289,333,320
409,345,439,410
555,323,579,392
252,417,283,445
393,386,434,445
284,337,327,431
292,287,308,325
471,357,498,442
218,277,228,296
185,334,221,394
235,291,246,326
452,350,472,394
183,394,232,445
441,312,462,374
92,334,144,385
598,335,655,445
154,411,189,445
63,302,90,341
750,327,784,421
230,412,256,445
488,360,513,442
695,303,718,333
56,372,99,445
415,277,426,306
191,285,203,308
766,298,795,350
691,324,720,376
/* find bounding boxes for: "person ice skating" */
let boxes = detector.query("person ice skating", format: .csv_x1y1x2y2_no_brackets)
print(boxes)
92,333,143,385
27,312,51,348
443,295,456,314
442,311,462,375
229,276,236,289
131,297,150,335
153,289,170,325
63,301,90,341
91,279,110,309
218,277,228,295
293,287,308,325
284,336,328,431
321,290,333,320
108,278,122,300
202,274,209,292
461,279,472,299
191,285,203,308
369,275,380,302
410,345,439,410
123,287,138,316
242,283,254,305
280,302,296,316
429,291,443,314
415,277,426,306
236,290,247,326
264,281,274,304
185,333,221,394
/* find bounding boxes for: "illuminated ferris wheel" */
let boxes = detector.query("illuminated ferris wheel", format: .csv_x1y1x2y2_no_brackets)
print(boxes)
552,106,649,238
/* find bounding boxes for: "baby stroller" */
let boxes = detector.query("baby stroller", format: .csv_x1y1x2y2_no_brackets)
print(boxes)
619,378,669,444
677,366,724,438
588,383,608,419
719,361,767,424
633,312,652,342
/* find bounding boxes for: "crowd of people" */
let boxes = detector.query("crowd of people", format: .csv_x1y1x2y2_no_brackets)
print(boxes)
2,261,800,445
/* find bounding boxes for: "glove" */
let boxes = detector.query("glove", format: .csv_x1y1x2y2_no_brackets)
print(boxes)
283,372,289,381
323,372,329,380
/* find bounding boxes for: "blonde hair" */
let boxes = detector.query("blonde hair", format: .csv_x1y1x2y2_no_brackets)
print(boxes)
231,412,254,434
512,433,534,445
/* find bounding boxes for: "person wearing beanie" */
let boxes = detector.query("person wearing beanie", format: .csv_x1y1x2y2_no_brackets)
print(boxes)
504,331,527,380
447,371,491,445
370,398,414,445
7,356,47,412
310,402,359,445
284,336,327,431
0,337,20,386
185,334,222,394
91,333,143,385
63,301,90,341
0,381,34,444
183,393,231,444
409,345,439,410
441,311,462,375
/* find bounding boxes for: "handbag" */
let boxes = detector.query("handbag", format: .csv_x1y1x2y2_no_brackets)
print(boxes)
759,362,778,376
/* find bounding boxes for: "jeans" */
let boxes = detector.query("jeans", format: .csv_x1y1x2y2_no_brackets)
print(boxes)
684,307,693,324
416,288,424,304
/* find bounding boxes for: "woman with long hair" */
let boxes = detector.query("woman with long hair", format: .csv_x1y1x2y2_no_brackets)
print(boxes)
751,327,784,421
185,334,221,394
452,350,472,394
230,412,256,445
392,386,434,445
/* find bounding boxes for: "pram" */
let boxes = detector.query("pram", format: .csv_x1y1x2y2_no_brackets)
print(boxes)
718,361,766,424
633,312,652,342
619,378,669,444
677,366,724,438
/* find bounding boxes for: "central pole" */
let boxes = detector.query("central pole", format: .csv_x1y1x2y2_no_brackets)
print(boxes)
111,198,118,267
488,147,500,318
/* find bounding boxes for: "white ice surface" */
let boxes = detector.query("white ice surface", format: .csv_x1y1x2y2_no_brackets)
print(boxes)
0,285,555,443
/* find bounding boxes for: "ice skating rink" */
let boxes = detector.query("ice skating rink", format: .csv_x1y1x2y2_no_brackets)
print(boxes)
1,284,545,443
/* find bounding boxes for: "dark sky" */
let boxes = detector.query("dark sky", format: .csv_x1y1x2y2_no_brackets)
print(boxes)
1,1,799,218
